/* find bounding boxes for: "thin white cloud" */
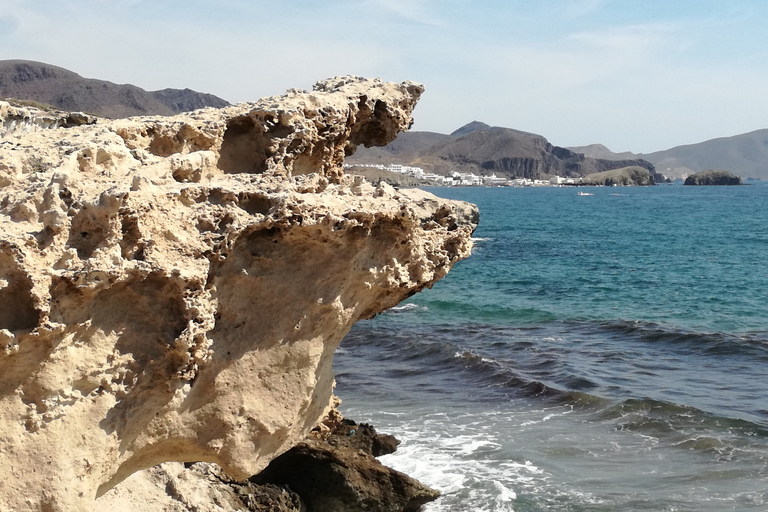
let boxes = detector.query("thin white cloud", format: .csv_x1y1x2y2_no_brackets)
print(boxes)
368,0,446,27
563,0,614,18
3,1,768,153
569,22,678,51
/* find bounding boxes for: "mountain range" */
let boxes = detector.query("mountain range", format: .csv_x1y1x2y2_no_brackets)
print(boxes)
351,119,768,180
0,60,229,118
573,130,768,180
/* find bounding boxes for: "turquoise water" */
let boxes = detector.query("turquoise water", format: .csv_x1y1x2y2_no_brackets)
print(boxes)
400,184,768,333
335,183,768,511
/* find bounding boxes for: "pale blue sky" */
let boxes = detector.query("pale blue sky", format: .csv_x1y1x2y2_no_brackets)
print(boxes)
1,0,767,153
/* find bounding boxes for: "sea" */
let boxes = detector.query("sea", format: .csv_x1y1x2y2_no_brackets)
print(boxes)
333,182,768,512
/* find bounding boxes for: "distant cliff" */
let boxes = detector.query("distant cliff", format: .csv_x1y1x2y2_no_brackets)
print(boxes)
0,60,229,118
348,121,655,179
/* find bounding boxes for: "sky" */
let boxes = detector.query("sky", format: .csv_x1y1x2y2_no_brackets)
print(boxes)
1,0,768,153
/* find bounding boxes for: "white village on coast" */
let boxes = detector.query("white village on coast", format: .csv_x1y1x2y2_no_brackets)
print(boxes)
345,163,584,187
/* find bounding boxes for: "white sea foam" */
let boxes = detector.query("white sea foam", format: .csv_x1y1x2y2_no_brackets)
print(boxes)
362,409,556,511
342,404,661,511
493,480,517,502
386,303,427,313
453,350,497,365
518,408,572,427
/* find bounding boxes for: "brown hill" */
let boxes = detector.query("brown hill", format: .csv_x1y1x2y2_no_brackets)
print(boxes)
350,131,453,164
348,121,655,179
0,60,229,118
567,143,640,162
640,130,768,180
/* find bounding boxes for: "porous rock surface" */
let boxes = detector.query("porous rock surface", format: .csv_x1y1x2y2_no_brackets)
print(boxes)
97,461,303,512
0,76,477,511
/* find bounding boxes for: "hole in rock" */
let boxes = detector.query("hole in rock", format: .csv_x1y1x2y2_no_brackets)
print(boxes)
292,147,325,176
66,206,111,259
0,248,40,331
119,213,145,261
237,193,273,215
349,100,390,146
148,132,181,158
206,189,236,207
217,116,269,174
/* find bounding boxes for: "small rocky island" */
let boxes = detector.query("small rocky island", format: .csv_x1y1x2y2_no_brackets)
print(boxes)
580,166,656,186
684,169,742,185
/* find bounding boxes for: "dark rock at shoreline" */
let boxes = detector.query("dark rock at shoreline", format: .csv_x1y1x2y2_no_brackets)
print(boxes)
99,417,430,511
581,166,656,186
252,419,440,512
684,169,742,185
181,463,304,511
103,417,430,511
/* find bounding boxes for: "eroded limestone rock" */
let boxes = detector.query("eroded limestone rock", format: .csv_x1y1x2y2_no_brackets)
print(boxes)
0,77,477,511
98,462,303,512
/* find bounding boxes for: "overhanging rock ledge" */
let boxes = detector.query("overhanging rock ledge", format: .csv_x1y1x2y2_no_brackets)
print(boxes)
0,76,478,511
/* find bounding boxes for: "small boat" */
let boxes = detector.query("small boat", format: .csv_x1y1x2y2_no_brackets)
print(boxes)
577,191,594,196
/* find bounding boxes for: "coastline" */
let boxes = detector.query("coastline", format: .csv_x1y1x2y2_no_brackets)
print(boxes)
99,414,439,511
347,166,667,189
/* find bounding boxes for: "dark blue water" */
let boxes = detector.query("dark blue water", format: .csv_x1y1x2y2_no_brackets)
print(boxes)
335,183,768,511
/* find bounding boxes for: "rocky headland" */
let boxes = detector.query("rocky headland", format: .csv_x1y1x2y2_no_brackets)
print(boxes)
580,166,656,186
0,76,477,511
347,121,657,180
683,169,742,185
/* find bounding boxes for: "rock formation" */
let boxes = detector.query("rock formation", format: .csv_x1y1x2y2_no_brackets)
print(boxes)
252,419,439,512
98,461,305,512
1,99,98,137
683,169,742,185
581,166,656,186
0,76,477,511
98,416,437,511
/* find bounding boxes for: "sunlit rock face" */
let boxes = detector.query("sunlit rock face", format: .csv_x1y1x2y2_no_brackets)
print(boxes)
0,76,477,511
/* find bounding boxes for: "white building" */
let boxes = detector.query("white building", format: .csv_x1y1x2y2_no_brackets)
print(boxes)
483,173,508,186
